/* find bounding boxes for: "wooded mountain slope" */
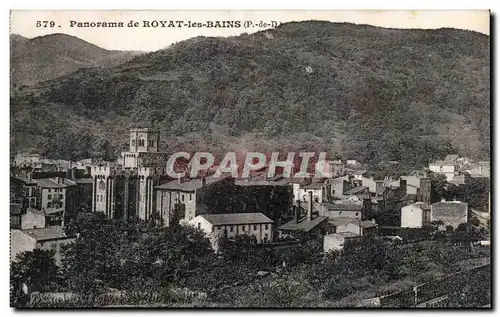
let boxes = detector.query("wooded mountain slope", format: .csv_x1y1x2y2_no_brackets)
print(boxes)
10,21,490,169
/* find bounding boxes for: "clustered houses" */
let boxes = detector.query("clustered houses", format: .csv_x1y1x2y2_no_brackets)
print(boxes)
10,127,489,256
428,154,490,184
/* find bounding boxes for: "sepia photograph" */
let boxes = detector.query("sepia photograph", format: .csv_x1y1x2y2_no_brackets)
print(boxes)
9,9,491,308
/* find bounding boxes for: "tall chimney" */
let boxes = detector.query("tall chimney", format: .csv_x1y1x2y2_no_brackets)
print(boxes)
307,191,313,221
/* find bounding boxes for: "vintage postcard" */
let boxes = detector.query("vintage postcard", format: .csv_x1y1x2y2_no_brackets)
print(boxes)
9,10,491,308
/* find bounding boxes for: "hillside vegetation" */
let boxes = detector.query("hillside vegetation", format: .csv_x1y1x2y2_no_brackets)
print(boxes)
10,22,490,168
10,33,141,86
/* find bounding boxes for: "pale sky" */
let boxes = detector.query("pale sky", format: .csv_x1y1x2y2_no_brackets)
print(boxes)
10,10,490,51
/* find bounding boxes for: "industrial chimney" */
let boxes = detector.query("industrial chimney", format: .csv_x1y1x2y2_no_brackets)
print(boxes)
307,191,313,221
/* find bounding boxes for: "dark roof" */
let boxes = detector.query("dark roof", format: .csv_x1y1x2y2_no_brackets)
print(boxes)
74,178,93,184
358,220,378,228
322,203,363,212
278,216,328,232
302,183,324,189
34,178,76,188
21,226,70,241
156,177,223,191
328,217,377,228
400,194,417,201
445,154,459,161
344,186,368,195
200,213,273,225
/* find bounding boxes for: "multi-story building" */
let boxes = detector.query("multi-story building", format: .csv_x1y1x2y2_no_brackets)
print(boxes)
91,128,169,221
189,213,274,251
155,176,234,226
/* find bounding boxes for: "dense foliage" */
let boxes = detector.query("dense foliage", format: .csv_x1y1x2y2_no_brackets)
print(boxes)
11,22,490,165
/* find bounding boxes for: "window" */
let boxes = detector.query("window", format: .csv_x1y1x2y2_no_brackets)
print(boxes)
265,224,269,230
100,195,103,202
59,194,63,200
355,213,359,216
48,188,51,193
230,226,234,232
197,223,201,229
25,188,30,196
48,194,52,200
253,225,257,231
189,194,192,201
181,195,185,202
47,202,52,208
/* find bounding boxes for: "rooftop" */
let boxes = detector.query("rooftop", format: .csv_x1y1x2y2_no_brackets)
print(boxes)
301,182,324,190
21,226,70,242
322,203,363,212
444,154,460,161
156,177,224,191
328,217,377,228
337,232,361,238
278,216,328,232
34,178,76,188
74,178,93,184
200,213,273,226
344,186,368,195
411,202,431,210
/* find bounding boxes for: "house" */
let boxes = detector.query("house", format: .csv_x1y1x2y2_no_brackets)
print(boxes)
33,177,78,226
328,176,352,199
10,202,23,229
10,226,75,265
346,160,360,166
343,186,369,197
155,176,234,226
296,181,329,204
401,202,431,228
20,208,67,230
278,192,330,239
323,232,361,252
188,213,273,251
14,153,41,167
319,202,363,220
428,159,458,182
328,160,346,177
431,200,468,229
353,170,367,180
329,217,378,236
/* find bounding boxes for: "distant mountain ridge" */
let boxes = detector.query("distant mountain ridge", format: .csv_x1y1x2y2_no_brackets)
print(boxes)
10,33,142,86
10,22,490,169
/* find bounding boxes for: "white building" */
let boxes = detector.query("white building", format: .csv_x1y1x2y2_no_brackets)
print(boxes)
188,213,274,251
401,202,431,228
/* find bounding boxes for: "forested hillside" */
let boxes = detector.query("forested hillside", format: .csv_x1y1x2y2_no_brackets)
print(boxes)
10,21,490,169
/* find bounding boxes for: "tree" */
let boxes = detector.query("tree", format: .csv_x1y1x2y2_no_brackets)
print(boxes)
10,250,60,307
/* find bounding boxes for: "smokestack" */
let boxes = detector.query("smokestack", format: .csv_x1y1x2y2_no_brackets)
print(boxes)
308,191,313,222
293,205,299,223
